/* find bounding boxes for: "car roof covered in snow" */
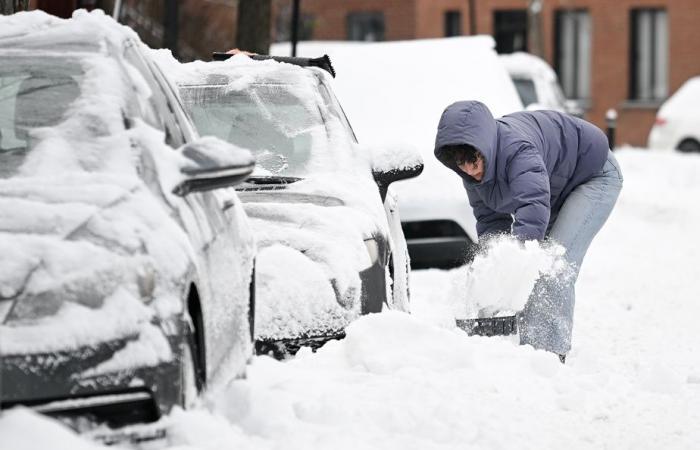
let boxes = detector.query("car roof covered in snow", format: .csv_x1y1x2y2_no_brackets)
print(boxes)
499,52,558,83
0,9,137,55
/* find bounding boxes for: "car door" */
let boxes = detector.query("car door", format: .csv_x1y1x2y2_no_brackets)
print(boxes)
149,56,256,375
124,42,253,382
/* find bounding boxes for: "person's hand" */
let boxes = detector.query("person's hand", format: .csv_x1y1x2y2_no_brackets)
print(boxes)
226,48,257,56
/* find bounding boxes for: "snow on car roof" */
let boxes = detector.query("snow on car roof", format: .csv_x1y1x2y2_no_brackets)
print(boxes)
657,76,700,118
0,9,137,55
499,51,558,83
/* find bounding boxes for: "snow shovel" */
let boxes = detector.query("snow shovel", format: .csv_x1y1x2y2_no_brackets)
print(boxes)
456,315,517,337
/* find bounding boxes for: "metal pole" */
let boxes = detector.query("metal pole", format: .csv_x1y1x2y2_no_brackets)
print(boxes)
291,0,300,56
112,0,122,20
468,0,477,35
606,108,618,150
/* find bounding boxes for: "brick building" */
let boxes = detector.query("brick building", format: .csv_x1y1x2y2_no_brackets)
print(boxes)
22,0,700,146
290,0,700,147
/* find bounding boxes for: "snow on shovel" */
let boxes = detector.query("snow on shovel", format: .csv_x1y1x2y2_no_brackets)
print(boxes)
453,236,571,336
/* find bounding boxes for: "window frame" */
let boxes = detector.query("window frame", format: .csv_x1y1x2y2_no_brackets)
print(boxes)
346,11,385,42
444,10,462,37
629,8,668,102
493,9,528,54
554,8,592,103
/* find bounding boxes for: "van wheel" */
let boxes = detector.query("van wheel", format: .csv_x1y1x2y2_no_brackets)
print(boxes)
678,139,700,153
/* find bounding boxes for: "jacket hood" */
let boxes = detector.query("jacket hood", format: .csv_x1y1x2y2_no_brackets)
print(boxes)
434,100,498,184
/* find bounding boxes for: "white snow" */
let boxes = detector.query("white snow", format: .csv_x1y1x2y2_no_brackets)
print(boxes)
364,141,424,174
655,76,700,120
254,244,358,340
452,237,570,318
499,51,558,83
4,148,700,449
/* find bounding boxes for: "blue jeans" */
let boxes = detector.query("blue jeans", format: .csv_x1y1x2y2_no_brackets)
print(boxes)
519,150,623,355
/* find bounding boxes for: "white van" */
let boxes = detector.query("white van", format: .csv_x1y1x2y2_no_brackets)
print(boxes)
500,52,584,117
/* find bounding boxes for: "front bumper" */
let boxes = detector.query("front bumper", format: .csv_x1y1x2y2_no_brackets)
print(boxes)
1,326,184,430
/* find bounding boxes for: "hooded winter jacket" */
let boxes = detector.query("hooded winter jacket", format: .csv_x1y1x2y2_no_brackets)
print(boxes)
434,100,609,241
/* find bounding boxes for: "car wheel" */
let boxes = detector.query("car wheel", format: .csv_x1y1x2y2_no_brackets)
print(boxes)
677,139,700,153
181,341,199,409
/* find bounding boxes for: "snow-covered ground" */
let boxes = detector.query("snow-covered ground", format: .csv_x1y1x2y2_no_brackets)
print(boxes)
3,147,700,448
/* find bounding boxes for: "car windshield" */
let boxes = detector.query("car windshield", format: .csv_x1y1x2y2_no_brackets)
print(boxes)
0,57,84,179
513,78,538,107
179,72,358,178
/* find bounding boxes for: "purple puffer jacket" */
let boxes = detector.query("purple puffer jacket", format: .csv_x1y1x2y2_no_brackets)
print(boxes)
434,100,609,241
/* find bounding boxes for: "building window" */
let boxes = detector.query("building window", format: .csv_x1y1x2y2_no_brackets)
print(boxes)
493,10,527,53
347,12,385,42
445,10,461,37
555,10,591,100
630,9,668,101
275,11,315,42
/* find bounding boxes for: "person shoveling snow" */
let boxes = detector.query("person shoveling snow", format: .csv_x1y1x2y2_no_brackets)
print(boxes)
434,100,623,362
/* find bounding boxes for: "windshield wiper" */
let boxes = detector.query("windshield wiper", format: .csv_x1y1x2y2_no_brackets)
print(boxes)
244,175,302,185
237,175,303,191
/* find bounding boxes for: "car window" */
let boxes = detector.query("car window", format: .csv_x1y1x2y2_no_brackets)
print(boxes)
179,72,357,177
124,43,185,148
513,78,538,107
0,57,85,179
317,76,358,143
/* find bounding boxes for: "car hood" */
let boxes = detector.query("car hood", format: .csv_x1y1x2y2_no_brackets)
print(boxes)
0,174,193,345
236,174,388,339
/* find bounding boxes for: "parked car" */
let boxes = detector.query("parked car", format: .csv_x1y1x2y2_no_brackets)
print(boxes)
0,11,255,436
500,52,584,118
271,37,522,268
648,76,700,153
161,52,422,357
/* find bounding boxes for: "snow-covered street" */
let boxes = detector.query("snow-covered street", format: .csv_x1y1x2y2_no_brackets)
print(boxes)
3,147,699,449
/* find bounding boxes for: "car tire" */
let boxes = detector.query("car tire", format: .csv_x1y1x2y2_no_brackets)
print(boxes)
677,139,700,153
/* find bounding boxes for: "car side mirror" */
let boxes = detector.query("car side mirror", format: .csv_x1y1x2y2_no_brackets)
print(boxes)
173,136,255,196
365,142,424,201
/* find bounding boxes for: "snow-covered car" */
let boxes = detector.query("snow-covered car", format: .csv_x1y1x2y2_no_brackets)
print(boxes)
500,52,584,118
0,11,256,433
271,37,523,268
648,76,700,153
163,53,422,357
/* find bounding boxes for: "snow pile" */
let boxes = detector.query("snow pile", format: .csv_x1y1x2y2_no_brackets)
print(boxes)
255,244,358,340
180,135,254,172
0,408,108,450
365,141,424,173
499,51,557,83
242,174,384,340
0,9,139,53
451,237,570,318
